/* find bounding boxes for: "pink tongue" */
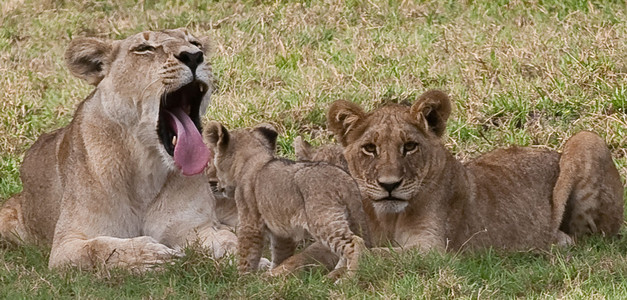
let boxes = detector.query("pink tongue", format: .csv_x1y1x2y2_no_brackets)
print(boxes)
164,108,211,176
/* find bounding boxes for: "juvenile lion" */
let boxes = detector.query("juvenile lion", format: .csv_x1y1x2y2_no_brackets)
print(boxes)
293,136,348,171
278,90,623,271
204,122,370,277
0,29,237,270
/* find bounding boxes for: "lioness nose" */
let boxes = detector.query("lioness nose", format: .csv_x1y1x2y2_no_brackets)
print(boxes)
175,51,204,74
378,179,402,193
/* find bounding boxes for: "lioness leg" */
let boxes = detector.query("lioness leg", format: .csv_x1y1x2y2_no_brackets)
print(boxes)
144,174,239,260
552,131,623,239
0,195,30,245
193,225,238,258
49,236,181,271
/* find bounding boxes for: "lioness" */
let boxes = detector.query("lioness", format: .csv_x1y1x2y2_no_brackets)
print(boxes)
204,122,370,277
278,90,623,271
0,29,237,270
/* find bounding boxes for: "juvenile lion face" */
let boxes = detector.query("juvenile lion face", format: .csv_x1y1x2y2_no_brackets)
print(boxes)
328,91,452,213
204,122,278,187
65,28,213,175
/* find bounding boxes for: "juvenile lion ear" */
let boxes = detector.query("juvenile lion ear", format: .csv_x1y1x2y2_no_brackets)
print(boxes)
410,90,452,137
254,124,278,151
327,100,365,146
65,37,115,85
293,136,313,161
204,121,229,149
197,35,212,53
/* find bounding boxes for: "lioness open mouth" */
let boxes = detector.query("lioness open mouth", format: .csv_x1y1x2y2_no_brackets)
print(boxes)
157,81,211,176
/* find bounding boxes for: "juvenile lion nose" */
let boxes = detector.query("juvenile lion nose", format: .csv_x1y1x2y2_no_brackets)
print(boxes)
175,50,204,74
378,178,402,193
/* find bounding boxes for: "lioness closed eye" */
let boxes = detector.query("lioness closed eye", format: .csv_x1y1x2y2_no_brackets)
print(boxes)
204,122,371,278
280,90,623,270
0,28,237,271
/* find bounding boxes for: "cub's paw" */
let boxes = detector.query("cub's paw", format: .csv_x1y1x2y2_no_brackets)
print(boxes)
555,230,574,247
258,258,272,271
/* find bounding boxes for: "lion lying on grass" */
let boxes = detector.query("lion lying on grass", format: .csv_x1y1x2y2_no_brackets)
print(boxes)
0,28,237,271
277,90,623,271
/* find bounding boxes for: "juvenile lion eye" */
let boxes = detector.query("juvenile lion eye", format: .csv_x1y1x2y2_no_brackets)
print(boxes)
132,44,155,54
403,141,418,155
362,143,377,156
190,40,203,48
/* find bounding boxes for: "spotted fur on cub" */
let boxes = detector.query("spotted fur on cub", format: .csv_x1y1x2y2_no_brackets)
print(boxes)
204,122,371,278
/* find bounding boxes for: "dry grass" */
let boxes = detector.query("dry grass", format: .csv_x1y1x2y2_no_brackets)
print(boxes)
1,0,626,298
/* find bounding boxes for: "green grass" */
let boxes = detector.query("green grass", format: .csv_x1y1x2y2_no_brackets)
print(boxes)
1,0,626,298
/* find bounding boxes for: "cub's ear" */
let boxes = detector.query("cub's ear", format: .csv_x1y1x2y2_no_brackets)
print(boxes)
253,124,278,151
293,136,313,161
65,37,115,85
327,100,365,146
204,121,230,149
410,90,451,137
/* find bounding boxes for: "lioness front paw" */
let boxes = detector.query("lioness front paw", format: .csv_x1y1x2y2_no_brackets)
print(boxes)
124,237,182,270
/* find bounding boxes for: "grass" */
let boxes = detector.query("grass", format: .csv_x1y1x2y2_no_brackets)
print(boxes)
1,0,626,298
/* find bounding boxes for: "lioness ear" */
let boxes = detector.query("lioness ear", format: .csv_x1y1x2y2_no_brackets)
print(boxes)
65,37,115,85
293,136,313,161
327,100,365,146
253,124,278,151
204,121,230,149
410,90,451,137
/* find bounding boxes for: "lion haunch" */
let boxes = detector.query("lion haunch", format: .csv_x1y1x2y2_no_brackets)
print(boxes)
204,122,370,278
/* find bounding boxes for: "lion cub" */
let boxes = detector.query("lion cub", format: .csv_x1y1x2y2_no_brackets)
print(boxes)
204,122,370,277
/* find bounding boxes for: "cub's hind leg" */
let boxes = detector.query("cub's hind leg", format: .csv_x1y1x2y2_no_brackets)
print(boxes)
306,207,366,279
553,131,623,241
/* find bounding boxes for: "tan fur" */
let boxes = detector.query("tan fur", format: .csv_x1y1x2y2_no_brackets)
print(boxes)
551,132,624,238
0,29,237,271
204,122,370,278
205,160,238,228
281,90,623,269
294,136,348,171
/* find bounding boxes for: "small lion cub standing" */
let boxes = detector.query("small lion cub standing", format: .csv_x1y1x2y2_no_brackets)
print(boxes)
204,122,370,278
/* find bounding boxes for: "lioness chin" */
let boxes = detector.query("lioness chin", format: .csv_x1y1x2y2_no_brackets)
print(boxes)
277,90,623,272
0,28,237,271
